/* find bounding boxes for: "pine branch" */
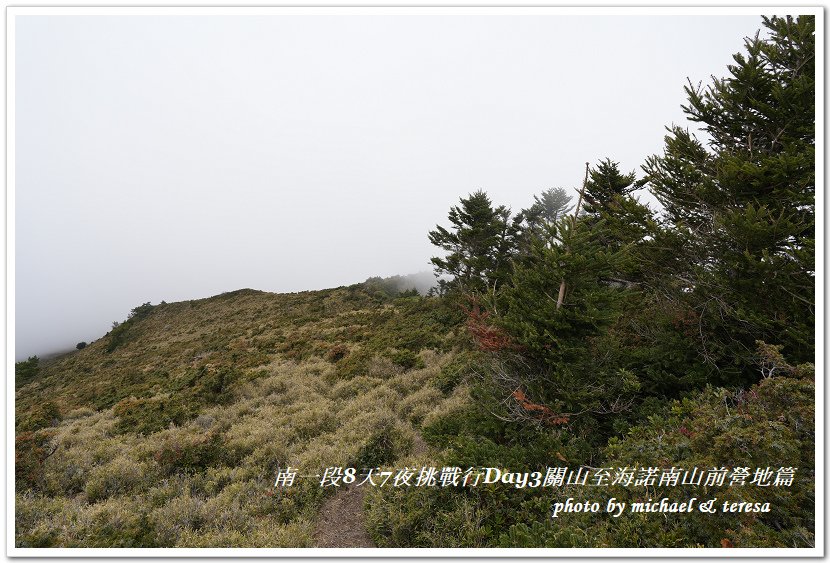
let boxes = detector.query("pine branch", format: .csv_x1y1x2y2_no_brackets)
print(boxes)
556,162,590,310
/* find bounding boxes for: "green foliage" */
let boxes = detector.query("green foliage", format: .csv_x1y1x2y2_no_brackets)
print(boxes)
106,302,157,353
582,158,637,213
390,349,425,371
368,380,581,548
17,401,61,433
514,188,574,253
128,302,156,320
432,352,478,394
112,366,239,435
429,190,517,295
499,367,815,548
15,430,55,492
489,216,643,433
642,15,815,377
84,456,153,503
113,396,195,435
353,420,411,470
15,356,39,387
499,217,627,365
366,483,497,547
333,349,373,380
190,366,240,404
153,430,225,476
525,187,573,224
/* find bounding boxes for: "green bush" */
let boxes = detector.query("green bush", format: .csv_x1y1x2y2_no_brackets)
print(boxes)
153,430,225,475
114,396,195,435
190,366,239,404
15,430,55,492
433,352,478,394
15,356,39,386
353,421,411,470
105,322,131,353
497,369,815,548
390,349,424,371
17,401,61,433
85,456,152,503
334,350,373,380
105,302,156,353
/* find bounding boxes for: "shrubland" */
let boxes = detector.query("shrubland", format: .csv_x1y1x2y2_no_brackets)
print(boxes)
15,284,468,547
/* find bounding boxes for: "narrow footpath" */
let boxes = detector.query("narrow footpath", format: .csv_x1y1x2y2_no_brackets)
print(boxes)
312,433,430,547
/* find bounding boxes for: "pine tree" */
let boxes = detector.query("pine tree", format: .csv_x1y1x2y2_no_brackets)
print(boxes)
488,209,645,426
522,187,573,228
580,159,656,279
582,158,636,215
642,15,815,379
428,190,516,295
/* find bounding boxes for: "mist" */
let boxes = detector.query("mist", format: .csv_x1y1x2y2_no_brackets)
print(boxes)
13,12,764,361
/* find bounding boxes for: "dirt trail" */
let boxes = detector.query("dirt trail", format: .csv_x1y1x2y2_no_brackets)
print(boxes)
313,432,430,547
411,433,428,456
313,484,375,548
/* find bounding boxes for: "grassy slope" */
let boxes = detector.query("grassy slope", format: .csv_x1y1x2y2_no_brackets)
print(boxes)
15,285,469,547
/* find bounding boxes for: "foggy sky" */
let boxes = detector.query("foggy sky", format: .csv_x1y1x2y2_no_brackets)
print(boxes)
14,12,764,360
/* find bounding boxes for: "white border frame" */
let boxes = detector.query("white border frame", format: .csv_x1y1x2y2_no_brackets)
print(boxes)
5,5,824,558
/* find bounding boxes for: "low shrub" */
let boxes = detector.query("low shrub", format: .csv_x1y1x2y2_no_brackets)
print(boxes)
15,356,39,386
390,349,425,371
325,344,349,363
333,350,373,380
17,401,61,433
114,396,195,435
153,430,225,475
432,351,478,394
353,420,412,470
84,455,152,503
15,430,56,492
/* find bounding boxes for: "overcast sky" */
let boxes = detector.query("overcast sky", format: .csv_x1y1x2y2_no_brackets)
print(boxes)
14,12,765,360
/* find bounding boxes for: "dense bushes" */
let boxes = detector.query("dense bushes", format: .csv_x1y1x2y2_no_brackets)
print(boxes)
113,396,194,435
499,367,814,548
17,401,61,433
153,430,226,476
366,360,814,548
15,430,56,492
106,302,156,353
15,356,39,387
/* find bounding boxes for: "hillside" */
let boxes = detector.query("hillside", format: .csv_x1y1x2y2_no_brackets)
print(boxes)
15,284,470,547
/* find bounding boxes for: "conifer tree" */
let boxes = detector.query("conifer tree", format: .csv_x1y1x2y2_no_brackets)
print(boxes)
582,159,637,216
522,187,573,229
428,190,516,295
581,159,656,278
642,15,815,378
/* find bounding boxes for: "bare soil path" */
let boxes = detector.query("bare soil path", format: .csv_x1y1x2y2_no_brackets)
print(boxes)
313,484,375,548
312,432,429,547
